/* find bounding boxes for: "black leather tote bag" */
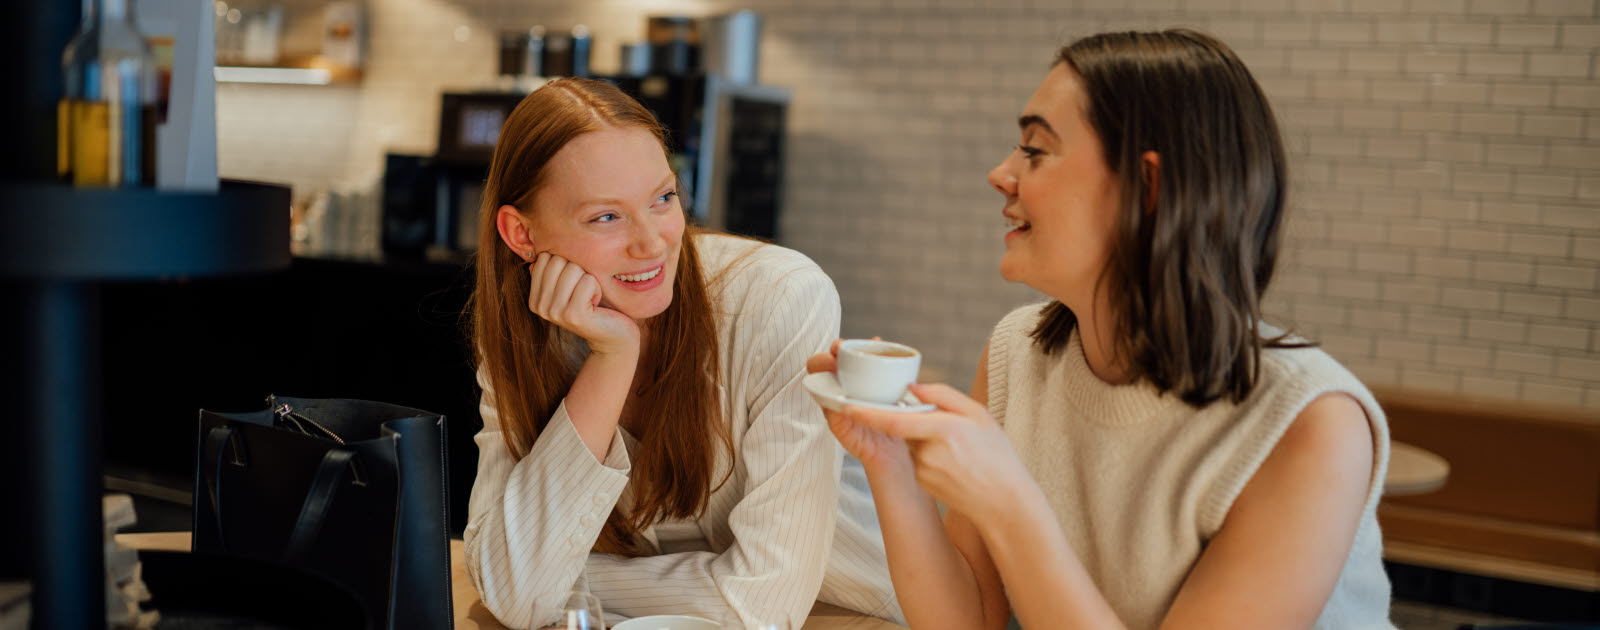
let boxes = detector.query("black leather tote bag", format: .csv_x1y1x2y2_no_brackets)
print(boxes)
193,395,453,630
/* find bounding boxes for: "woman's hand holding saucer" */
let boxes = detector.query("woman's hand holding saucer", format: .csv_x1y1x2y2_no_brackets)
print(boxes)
844,384,1035,519
528,252,639,356
806,340,913,475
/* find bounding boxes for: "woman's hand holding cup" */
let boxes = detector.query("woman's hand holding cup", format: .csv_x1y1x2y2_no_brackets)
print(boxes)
807,339,914,475
843,384,1034,520
528,252,640,356
808,338,1031,518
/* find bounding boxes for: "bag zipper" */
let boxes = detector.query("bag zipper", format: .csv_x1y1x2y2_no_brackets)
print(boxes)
274,402,348,445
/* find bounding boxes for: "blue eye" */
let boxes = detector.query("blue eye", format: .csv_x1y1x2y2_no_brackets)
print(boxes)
656,191,678,205
593,213,619,223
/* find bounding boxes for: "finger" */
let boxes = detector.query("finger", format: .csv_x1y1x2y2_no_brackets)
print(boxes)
825,411,873,450
829,338,843,358
844,405,952,441
527,253,551,314
822,408,848,435
537,255,570,316
805,351,837,375
825,413,868,458
550,261,588,320
572,273,603,311
909,383,991,420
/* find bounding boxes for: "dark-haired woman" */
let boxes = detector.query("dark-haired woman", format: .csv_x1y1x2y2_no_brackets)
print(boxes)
464,78,900,629
809,30,1395,629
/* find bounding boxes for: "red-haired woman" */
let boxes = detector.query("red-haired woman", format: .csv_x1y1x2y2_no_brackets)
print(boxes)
465,78,900,629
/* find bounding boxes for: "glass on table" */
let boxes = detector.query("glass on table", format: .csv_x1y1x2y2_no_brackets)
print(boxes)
539,590,605,630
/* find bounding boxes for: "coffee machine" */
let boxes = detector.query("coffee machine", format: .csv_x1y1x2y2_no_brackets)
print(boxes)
580,72,787,240
382,12,787,260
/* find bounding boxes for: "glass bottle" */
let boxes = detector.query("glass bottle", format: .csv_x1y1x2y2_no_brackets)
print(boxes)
58,0,158,187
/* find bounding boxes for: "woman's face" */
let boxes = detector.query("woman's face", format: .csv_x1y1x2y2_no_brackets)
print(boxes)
987,63,1123,305
521,126,684,321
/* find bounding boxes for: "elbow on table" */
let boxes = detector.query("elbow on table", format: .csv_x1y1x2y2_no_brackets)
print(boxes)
460,526,523,628
472,572,534,630
461,524,486,593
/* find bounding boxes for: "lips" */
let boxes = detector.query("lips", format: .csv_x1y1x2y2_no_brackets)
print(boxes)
1003,212,1031,243
613,266,661,282
612,265,666,292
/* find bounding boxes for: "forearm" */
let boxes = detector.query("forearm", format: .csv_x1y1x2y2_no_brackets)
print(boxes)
585,546,823,628
977,483,1125,630
585,431,838,628
463,413,630,628
564,347,638,462
867,463,987,629
465,491,593,628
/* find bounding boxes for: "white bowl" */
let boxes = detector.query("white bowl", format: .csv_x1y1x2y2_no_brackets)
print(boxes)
610,615,722,630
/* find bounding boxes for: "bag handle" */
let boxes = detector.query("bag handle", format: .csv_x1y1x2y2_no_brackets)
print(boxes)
204,423,363,563
202,425,245,551
282,448,362,564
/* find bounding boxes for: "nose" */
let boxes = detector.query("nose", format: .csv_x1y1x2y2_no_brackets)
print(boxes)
627,215,668,260
988,157,1018,197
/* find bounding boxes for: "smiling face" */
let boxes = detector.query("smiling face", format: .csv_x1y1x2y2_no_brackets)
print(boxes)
987,63,1123,307
516,125,685,321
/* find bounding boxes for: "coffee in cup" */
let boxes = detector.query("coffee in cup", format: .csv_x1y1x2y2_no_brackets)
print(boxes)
836,339,921,405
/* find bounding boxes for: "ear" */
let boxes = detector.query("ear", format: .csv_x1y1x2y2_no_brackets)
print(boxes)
1139,150,1160,215
495,205,536,261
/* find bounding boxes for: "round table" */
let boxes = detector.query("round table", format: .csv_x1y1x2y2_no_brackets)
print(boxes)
1385,441,1450,496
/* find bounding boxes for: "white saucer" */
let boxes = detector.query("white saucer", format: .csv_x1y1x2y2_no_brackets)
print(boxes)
803,372,936,413
611,615,721,630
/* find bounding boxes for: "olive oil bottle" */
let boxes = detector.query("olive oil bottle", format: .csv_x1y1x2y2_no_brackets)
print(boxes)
59,0,158,187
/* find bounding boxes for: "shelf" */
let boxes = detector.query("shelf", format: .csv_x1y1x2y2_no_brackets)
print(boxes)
214,64,362,85
213,55,363,85
0,180,291,280
216,66,334,85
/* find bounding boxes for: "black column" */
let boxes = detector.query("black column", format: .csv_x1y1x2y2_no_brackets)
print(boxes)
3,2,103,627
20,282,105,630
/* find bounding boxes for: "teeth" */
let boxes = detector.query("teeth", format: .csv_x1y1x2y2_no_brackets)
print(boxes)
1005,216,1031,230
614,267,662,282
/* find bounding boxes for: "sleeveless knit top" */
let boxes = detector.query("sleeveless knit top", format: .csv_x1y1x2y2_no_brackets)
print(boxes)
987,303,1397,630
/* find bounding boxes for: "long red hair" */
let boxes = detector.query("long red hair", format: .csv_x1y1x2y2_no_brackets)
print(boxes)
468,78,730,555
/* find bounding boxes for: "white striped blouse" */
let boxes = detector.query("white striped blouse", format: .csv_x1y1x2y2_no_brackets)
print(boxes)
463,234,904,629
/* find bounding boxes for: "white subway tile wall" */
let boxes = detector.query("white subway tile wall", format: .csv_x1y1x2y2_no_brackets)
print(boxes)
215,0,1600,408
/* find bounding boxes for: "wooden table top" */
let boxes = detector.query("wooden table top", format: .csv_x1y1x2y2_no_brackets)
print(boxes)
115,532,904,630
117,440,1445,627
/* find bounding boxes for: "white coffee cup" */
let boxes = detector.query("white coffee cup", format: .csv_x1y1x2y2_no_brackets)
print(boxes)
835,339,921,405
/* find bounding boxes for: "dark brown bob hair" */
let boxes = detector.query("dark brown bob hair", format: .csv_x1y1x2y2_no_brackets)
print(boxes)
1031,29,1302,407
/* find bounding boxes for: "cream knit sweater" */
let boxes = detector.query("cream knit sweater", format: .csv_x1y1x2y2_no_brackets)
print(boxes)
986,303,1397,630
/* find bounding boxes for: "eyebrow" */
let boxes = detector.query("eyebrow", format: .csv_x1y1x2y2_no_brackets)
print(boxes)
1017,114,1057,138
575,173,677,210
